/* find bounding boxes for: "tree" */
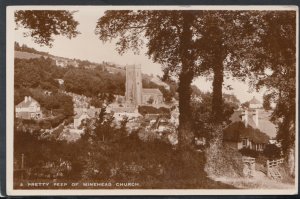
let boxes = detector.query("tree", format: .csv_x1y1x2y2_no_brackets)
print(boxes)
248,11,296,160
263,93,272,111
263,144,281,160
241,101,250,109
196,11,268,122
15,10,79,46
95,10,206,148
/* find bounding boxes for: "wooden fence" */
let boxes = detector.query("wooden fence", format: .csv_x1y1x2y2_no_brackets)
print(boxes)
267,158,284,179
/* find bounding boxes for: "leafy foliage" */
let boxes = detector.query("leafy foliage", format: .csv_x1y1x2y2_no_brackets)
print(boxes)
15,57,63,90
15,10,79,46
239,148,259,158
246,11,296,156
263,144,282,160
191,92,236,138
63,68,125,97
15,42,50,56
205,125,244,177
263,93,272,111
138,106,170,116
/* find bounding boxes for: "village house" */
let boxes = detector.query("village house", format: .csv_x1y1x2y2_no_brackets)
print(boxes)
223,121,270,151
142,88,163,105
225,96,277,151
73,107,101,129
15,96,42,120
229,97,277,138
53,57,79,68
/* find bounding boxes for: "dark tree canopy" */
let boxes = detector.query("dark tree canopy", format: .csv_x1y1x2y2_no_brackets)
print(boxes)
250,11,296,155
15,10,80,46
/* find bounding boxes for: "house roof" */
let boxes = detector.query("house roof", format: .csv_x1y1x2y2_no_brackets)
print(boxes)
249,96,261,104
257,111,277,138
229,109,277,138
74,108,101,119
223,121,270,144
142,88,162,95
16,97,39,108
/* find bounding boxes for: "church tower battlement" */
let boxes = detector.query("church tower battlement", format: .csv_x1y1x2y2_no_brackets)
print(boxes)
125,64,142,106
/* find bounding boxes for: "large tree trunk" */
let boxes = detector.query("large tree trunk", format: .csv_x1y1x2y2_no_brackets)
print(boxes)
178,72,194,148
177,12,195,148
212,60,224,123
209,20,225,123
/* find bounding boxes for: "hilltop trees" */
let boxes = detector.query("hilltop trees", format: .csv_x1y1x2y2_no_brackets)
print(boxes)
15,10,79,46
63,68,125,97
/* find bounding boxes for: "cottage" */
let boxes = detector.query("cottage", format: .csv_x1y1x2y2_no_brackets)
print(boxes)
73,108,101,129
223,121,270,151
15,96,42,120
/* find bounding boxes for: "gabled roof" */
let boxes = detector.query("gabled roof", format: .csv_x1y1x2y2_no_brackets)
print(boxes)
142,88,162,95
16,97,39,108
249,96,261,104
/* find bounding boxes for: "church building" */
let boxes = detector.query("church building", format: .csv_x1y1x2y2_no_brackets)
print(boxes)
125,65,163,106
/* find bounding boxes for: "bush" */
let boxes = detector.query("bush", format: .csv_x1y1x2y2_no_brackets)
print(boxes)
138,106,170,116
205,125,244,177
263,144,281,160
239,148,259,158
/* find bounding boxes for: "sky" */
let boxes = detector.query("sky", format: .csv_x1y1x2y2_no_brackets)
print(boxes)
14,7,266,103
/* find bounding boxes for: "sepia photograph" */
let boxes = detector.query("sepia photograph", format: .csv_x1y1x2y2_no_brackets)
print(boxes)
5,5,298,195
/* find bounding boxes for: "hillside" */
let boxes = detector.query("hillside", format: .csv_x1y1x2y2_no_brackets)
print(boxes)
15,50,48,60
14,42,125,72
14,43,179,102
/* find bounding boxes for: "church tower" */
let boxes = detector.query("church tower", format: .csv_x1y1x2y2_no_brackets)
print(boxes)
125,64,142,106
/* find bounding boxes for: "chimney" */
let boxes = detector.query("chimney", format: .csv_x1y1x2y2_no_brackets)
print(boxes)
24,96,28,102
254,109,259,128
244,110,248,127
28,96,32,101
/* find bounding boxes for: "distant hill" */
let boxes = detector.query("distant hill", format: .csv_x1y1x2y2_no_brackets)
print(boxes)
15,50,49,60
14,42,126,73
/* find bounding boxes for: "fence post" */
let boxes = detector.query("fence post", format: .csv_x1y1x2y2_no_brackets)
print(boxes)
21,154,24,180
267,160,270,177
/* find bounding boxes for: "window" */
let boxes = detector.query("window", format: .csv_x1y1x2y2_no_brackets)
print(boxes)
242,139,247,147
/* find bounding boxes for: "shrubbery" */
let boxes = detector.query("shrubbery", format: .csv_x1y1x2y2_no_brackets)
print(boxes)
263,144,282,160
205,125,244,178
138,106,170,116
239,148,259,158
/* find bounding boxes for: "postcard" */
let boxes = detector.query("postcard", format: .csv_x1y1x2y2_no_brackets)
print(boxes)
6,5,298,196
